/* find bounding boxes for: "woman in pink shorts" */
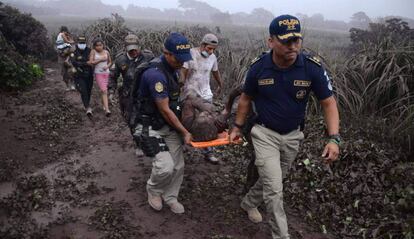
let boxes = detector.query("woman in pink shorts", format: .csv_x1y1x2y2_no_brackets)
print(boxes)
88,38,112,116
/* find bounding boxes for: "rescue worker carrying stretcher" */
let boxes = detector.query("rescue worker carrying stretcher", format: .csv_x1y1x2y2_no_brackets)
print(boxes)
128,32,193,214
229,14,340,239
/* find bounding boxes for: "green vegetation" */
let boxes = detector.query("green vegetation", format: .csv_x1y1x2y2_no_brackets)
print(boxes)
0,32,43,90
0,2,49,90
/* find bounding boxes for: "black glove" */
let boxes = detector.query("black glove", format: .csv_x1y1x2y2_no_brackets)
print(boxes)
141,135,160,157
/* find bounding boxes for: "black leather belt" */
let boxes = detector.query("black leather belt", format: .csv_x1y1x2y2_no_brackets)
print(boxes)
255,120,296,135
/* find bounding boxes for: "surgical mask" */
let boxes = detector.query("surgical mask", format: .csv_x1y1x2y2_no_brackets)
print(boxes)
77,43,86,50
200,50,209,58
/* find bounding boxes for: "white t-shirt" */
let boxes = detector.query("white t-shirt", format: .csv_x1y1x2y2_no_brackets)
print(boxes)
183,47,218,100
56,33,71,49
94,50,110,74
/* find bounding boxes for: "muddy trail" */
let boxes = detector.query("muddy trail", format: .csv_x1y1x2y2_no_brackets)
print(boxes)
0,62,332,239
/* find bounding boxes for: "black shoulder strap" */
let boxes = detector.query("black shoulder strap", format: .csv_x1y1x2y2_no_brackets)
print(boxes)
130,61,152,103
155,62,179,101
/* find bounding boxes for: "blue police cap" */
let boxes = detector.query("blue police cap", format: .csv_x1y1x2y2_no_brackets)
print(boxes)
269,15,302,43
164,32,192,63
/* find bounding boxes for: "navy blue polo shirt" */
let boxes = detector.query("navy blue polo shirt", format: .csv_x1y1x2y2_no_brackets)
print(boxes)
139,56,178,100
243,51,333,134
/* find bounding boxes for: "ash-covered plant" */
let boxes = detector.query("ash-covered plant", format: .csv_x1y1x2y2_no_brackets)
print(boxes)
0,32,44,90
0,2,51,58
285,116,414,238
349,18,414,52
78,18,263,100
82,13,131,56
333,18,414,152
0,2,46,90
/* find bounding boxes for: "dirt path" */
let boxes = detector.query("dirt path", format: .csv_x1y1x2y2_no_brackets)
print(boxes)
0,62,332,239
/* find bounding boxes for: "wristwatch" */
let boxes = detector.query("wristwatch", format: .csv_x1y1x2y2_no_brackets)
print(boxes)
328,134,341,145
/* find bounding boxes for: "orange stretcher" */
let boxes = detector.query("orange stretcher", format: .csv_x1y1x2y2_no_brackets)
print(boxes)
190,131,241,148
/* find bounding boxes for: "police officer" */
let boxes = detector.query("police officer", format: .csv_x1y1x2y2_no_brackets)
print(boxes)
229,15,340,239
133,32,192,214
109,33,154,121
70,36,94,116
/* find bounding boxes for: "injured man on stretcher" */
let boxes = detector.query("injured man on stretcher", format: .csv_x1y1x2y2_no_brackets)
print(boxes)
181,89,228,142
180,86,248,144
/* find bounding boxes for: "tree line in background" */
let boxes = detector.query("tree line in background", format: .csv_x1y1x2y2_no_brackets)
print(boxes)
4,0,414,31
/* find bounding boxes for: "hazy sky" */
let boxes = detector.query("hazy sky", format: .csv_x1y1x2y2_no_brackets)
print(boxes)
101,0,414,21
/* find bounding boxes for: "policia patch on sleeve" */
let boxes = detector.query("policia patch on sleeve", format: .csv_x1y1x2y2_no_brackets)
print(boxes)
155,82,164,93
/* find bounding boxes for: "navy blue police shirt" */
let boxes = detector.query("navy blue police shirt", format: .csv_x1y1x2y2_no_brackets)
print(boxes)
139,56,178,101
243,51,333,134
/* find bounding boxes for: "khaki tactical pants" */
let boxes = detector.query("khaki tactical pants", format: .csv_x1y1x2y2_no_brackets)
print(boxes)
241,124,304,239
146,125,185,204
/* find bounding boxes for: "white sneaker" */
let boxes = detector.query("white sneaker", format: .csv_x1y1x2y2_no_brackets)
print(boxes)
86,107,93,116
205,155,220,165
148,192,162,211
168,201,185,214
241,203,262,223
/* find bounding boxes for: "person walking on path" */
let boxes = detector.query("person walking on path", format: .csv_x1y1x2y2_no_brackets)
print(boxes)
109,33,154,157
180,33,224,164
229,14,340,239
89,38,112,117
131,32,193,214
56,26,75,91
70,36,94,116
109,33,154,121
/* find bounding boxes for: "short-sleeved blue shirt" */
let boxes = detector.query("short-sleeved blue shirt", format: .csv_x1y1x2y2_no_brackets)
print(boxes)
243,51,333,134
139,56,178,100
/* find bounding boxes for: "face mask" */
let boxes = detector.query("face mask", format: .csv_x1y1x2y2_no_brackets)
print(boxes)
200,50,209,58
77,43,86,50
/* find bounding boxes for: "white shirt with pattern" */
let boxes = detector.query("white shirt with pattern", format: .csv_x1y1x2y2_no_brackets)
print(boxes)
183,47,218,100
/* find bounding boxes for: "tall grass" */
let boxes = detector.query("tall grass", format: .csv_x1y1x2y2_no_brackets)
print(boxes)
334,39,414,152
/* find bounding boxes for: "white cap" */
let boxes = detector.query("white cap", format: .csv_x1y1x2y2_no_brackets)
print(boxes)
126,44,139,51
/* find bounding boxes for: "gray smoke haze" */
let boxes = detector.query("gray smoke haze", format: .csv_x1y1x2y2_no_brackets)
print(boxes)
6,0,414,21
5,0,414,30
100,0,414,21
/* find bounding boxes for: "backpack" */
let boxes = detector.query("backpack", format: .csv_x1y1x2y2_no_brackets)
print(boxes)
127,60,157,128
128,58,180,130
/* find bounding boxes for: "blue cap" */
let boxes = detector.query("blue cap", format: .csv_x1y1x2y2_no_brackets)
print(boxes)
164,32,192,63
269,15,302,43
